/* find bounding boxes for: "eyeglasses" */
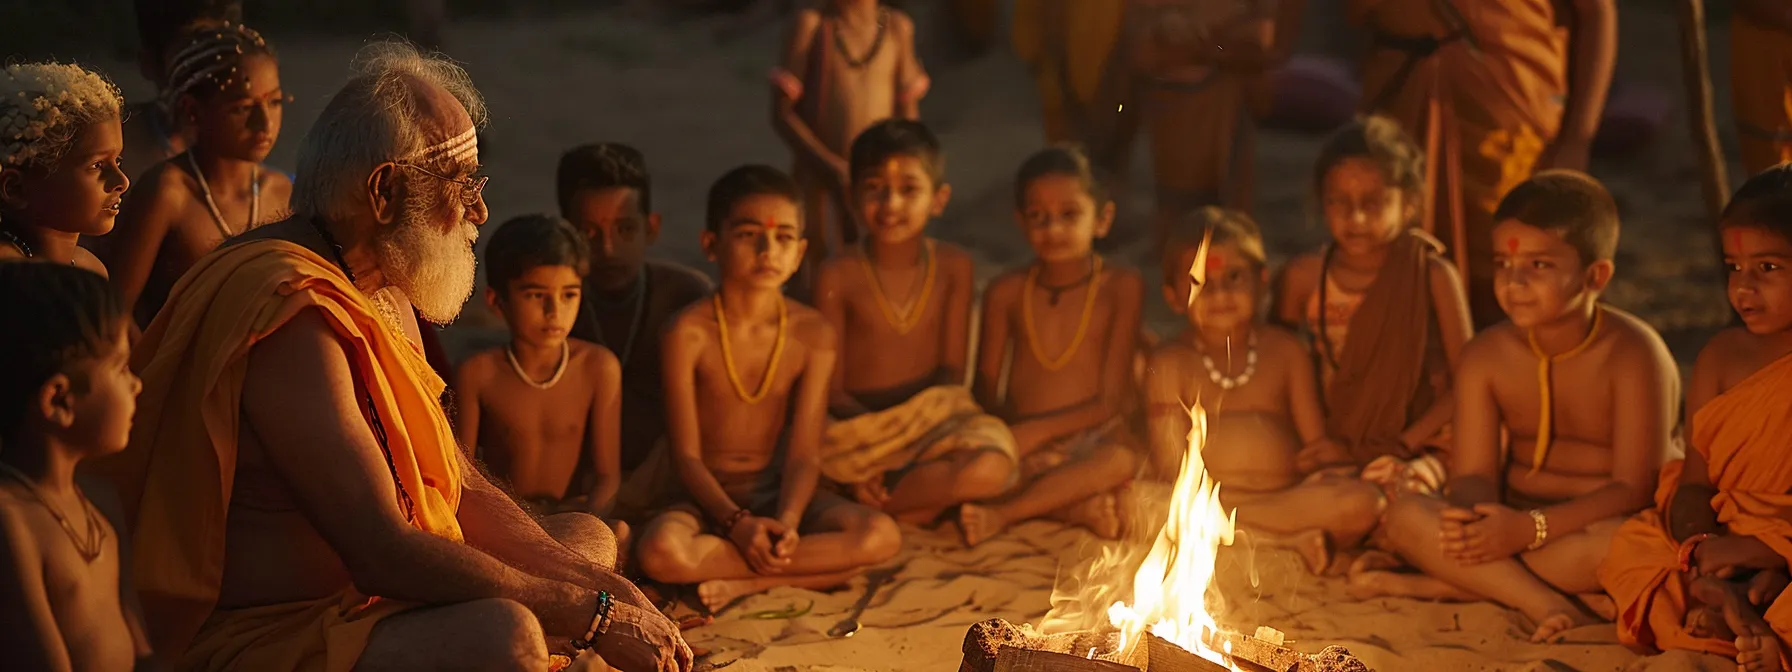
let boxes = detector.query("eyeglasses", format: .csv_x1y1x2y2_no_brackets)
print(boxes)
396,162,488,208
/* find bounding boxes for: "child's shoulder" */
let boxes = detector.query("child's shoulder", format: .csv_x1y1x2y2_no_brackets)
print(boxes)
983,265,1031,300
136,158,199,202
568,338,622,378
1459,321,1527,365
1598,306,1675,365
1256,324,1307,356
815,247,866,282
455,346,506,380
788,300,837,350
1099,258,1145,292
1280,250,1324,282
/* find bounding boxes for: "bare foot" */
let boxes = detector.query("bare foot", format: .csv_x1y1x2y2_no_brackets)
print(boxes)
1054,493,1123,539
1346,570,1398,600
1737,623,1784,672
959,503,1007,546
1345,569,1478,602
696,578,758,614
1348,549,1402,576
1529,611,1593,643
1693,575,1785,671
1685,605,1730,640
1749,570,1790,607
1256,529,1331,575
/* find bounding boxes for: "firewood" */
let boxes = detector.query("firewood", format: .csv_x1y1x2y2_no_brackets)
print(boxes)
993,648,1142,672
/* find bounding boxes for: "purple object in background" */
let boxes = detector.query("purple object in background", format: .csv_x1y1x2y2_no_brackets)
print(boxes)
1266,54,1362,133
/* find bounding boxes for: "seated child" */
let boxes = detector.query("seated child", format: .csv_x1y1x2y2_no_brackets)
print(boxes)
772,0,930,296
454,215,623,519
0,62,128,273
119,0,242,180
559,143,713,474
1271,116,1473,471
1601,165,1792,672
635,165,901,613
0,263,148,670
1145,208,1381,573
1370,170,1679,643
107,23,292,327
959,146,1145,545
815,118,1017,526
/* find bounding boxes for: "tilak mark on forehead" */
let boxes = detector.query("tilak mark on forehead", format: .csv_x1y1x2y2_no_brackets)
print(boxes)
404,125,477,165
1728,228,1743,250
1506,236,1519,254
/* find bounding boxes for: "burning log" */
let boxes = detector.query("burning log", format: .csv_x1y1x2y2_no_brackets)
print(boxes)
961,620,1137,672
1146,630,1372,672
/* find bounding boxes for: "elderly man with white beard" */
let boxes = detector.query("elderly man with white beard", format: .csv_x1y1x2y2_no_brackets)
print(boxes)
90,41,692,672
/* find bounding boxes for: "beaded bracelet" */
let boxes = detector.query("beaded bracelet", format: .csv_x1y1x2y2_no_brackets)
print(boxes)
718,507,751,536
1678,533,1714,573
570,591,614,651
1525,509,1549,551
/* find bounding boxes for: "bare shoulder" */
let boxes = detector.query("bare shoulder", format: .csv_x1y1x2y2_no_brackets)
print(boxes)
1282,251,1323,285
0,489,41,557
455,347,504,385
789,301,837,351
570,338,622,378
73,247,108,278
1146,339,1196,375
1459,322,1524,373
260,169,294,206
984,266,1028,304
667,300,718,344
1691,326,1753,385
934,241,976,275
135,159,196,205
789,7,824,38
1257,324,1307,358
1101,262,1145,296
888,7,919,40
648,260,714,304
815,249,860,286
1600,307,1675,371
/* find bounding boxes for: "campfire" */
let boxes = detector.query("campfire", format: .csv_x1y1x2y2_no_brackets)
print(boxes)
959,393,1371,672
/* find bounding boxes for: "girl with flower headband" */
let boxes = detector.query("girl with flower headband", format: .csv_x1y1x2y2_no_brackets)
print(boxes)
0,62,129,274
106,22,291,327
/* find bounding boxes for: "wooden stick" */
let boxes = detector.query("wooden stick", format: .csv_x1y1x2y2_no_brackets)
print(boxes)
995,647,1142,672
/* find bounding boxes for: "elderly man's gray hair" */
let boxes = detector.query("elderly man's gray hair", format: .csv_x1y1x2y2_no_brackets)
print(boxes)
291,40,487,220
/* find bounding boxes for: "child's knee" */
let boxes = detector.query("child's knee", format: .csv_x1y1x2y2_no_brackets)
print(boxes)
1330,484,1385,530
634,524,698,583
956,451,1017,500
1098,447,1142,483
1381,497,1440,550
853,512,903,563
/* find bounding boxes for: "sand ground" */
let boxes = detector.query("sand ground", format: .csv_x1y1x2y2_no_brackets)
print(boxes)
67,2,1751,669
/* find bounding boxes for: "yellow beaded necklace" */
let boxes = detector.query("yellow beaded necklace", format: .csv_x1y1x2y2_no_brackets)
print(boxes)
1525,306,1604,475
714,293,788,404
859,239,936,335
1022,255,1104,371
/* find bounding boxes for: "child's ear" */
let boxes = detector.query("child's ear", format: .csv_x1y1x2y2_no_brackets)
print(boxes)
1586,259,1615,293
1401,194,1419,226
699,230,717,262
646,212,663,245
0,167,26,211
33,374,77,431
485,286,503,316
1095,201,1117,238
930,183,953,217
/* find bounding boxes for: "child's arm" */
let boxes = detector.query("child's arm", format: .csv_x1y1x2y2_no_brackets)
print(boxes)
104,172,177,325
972,277,1015,412
1666,339,1726,541
814,261,869,417
451,357,484,458
1544,0,1618,171
586,348,624,517
1268,253,1318,331
0,508,72,672
1286,333,1350,471
1445,337,1506,509
1397,255,1476,449
939,251,975,386
661,318,743,526
778,317,839,533
892,10,931,120
771,10,847,180
1097,270,1145,414
1143,348,1193,479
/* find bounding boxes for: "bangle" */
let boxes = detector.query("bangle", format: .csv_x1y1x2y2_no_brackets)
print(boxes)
1525,509,1549,551
569,591,614,651
719,507,751,535
1678,533,1714,573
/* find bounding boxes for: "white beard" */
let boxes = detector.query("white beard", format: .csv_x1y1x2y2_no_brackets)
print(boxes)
376,188,478,324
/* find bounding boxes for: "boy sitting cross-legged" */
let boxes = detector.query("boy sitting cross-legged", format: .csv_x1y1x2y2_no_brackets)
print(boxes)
814,118,1017,527
635,165,901,613
1369,170,1679,643
453,215,623,524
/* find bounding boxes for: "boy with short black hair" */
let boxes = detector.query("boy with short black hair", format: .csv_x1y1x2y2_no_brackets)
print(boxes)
1370,170,1679,643
454,214,623,519
559,143,713,474
815,118,1017,527
0,263,149,671
635,165,901,613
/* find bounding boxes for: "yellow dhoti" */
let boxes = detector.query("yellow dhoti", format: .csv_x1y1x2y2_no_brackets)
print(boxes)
821,385,1016,485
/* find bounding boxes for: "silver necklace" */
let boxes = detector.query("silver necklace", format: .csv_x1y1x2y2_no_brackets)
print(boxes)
187,152,259,238
507,340,570,390
1199,329,1259,390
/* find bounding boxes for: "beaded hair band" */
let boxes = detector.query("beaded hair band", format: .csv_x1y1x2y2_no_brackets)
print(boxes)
163,23,271,107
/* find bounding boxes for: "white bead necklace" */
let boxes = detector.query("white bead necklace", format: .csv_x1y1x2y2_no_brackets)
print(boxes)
1198,329,1258,391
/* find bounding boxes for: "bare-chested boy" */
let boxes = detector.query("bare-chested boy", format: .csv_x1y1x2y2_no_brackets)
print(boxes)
814,119,1017,526
1146,208,1381,573
560,144,714,476
0,264,148,671
959,147,1145,545
121,0,241,180
635,165,901,613
455,215,622,521
107,24,292,327
1369,171,1678,643
772,0,930,297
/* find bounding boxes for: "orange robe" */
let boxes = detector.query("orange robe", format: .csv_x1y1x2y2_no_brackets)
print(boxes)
1136,0,1273,213
1732,14,1792,174
1598,352,1792,665
90,239,465,670
1012,0,1130,150
1351,0,1566,327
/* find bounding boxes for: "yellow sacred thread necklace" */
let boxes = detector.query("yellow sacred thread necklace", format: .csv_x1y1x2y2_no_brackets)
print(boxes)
1526,306,1604,475
1023,255,1104,371
714,293,789,404
859,239,936,335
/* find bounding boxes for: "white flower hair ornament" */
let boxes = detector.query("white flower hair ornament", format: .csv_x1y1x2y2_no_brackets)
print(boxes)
0,62,124,173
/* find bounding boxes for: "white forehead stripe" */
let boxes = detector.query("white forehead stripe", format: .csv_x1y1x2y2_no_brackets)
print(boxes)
406,126,477,164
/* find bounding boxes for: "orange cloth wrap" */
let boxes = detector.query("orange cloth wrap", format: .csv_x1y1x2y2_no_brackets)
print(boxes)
1731,15,1792,174
89,239,465,668
1350,0,1565,326
1598,352,1792,665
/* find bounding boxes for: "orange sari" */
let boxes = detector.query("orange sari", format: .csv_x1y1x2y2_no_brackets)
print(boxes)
1598,352,1792,664
90,239,465,670
1350,0,1565,327
1732,14,1792,174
